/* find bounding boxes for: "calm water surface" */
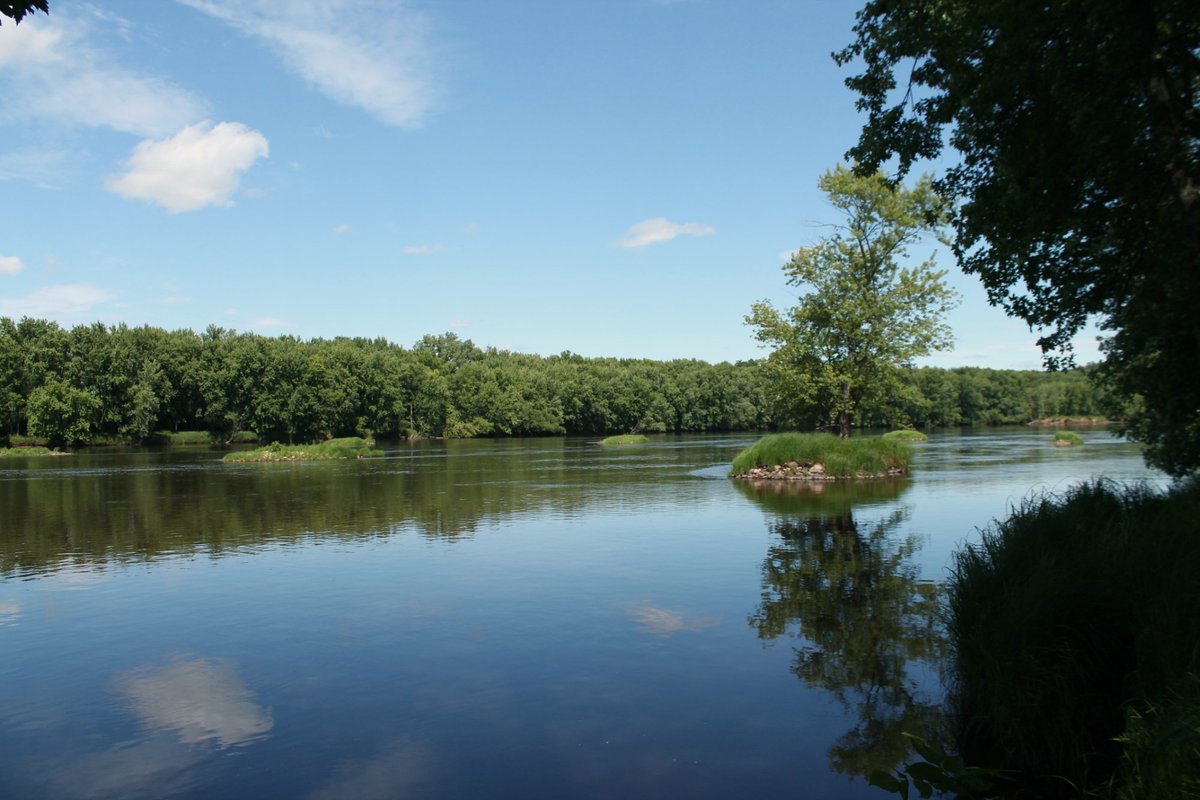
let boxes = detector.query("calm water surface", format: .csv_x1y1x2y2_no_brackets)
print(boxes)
0,429,1164,798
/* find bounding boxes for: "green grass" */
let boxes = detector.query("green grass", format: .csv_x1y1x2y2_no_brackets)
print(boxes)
729,432,910,478
883,428,928,442
222,436,383,463
1052,430,1085,446
159,430,216,445
599,434,649,445
948,480,1200,798
0,446,56,457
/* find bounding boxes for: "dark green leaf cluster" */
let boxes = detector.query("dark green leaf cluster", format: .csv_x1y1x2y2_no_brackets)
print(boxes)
837,0,1200,474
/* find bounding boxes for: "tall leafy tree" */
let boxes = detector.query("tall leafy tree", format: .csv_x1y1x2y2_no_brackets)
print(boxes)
747,166,958,436
836,0,1200,474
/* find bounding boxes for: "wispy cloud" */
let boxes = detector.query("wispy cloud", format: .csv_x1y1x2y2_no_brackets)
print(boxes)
0,256,23,275
0,10,206,137
160,295,191,305
447,319,469,329
0,147,77,186
180,0,439,128
107,121,269,213
0,283,115,318
402,243,442,255
615,217,715,249
332,223,350,235
249,316,295,329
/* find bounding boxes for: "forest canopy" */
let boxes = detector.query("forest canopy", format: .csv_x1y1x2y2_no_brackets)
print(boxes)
0,317,1109,445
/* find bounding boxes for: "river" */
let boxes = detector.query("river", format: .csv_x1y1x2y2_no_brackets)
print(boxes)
0,428,1164,799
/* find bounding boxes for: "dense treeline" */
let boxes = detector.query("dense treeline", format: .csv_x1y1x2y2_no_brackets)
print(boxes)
0,317,1110,446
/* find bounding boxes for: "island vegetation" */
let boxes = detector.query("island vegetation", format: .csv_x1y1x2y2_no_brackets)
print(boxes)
0,446,60,457
598,434,648,445
730,433,909,480
222,437,383,463
881,429,927,442
1051,431,1084,447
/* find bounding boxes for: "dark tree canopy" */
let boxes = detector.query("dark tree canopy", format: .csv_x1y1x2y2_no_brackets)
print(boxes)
837,1,1200,475
0,1,47,25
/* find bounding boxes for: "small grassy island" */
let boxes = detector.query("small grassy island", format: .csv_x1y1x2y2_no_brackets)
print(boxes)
222,437,384,463
729,433,910,480
882,429,928,442
599,434,649,446
0,446,67,457
1052,431,1085,447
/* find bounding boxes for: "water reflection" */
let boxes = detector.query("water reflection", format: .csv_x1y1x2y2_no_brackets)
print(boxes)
0,438,746,576
737,479,947,781
47,657,272,799
120,658,274,747
306,739,433,800
628,604,722,636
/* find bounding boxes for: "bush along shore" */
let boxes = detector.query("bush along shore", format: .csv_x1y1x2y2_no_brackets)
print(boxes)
943,480,1200,798
222,437,384,463
729,433,910,480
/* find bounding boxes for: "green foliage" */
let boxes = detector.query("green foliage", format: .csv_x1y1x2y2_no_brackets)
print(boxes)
868,734,1011,799
0,2,48,26
0,316,1112,446
729,433,910,477
26,379,100,448
883,429,927,442
948,481,1200,797
222,436,383,463
1051,431,1084,447
599,434,648,445
0,446,53,457
837,0,1200,475
748,167,958,437
161,430,218,445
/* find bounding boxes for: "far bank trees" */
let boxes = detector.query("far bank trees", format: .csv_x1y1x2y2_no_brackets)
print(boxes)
747,166,958,436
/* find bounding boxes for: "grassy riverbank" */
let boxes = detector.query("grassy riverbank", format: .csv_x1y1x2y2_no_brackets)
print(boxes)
729,433,910,478
222,437,383,462
948,480,1200,798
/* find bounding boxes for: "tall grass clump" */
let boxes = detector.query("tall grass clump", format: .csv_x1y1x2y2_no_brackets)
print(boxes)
1052,430,1085,447
883,429,928,442
223,436,383,462
0,446,54,457
948,479,1200,798
599,434,648,445
729,432,910,478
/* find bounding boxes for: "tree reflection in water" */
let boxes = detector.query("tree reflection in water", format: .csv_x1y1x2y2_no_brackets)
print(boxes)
736,478,948,780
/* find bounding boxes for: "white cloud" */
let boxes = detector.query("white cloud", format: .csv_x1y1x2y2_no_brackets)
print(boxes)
249,316,295,329
160,295,191,305
615,217,715,248
107,122,269,213
447,319,469,329
0,283,115,318
0,256,23,275
0,11,207,137
180,0,439,128
332,223,350,235
402,243,442,255
0,147,76,186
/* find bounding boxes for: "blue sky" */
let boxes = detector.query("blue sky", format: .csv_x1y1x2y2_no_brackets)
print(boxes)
0,0,1099,369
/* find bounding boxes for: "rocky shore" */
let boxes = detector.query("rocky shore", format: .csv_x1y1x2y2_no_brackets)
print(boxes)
733,461,906,481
